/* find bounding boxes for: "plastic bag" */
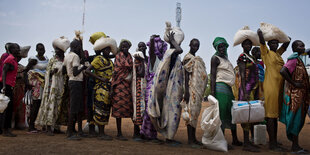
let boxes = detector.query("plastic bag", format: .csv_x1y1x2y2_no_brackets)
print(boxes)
201,95,228,152
82,122,99,133
23,90,32,106
231,100,265,124
0,93,10,113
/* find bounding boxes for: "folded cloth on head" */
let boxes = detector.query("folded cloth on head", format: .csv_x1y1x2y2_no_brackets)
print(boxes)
52,36,70,52
133,50,144,59
164,21,184,45
89,32,107,45
93,37,118,55
19,46,31,58
260,22,290,43
233,26,260,46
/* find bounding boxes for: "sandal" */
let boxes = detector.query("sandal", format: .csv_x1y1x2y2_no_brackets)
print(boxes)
166,139,182,147
292,149,309,154
116,135,128,141
98,134,113,141
27,130,39,134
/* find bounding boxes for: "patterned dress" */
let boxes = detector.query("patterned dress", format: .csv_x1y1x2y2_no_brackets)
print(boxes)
148,49,184,140
237,53,259,101
91,55,114,125
27,56,49,100
132,58,146,125
12,64,26,128
111,51,133,118
140,56,161,139
280,54,310,141
35,56,66,126
182,53,208,128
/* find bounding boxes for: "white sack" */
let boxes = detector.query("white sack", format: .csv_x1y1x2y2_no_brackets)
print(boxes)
52,36,70,52
233,26,260,46
260,22,290,43
93,37,118,55
201,95,228,152
164,21,184,45
0,93,10,113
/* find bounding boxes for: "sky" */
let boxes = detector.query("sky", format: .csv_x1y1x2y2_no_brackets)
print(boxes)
0,0,310,71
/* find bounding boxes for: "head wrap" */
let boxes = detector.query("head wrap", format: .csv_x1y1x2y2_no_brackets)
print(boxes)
89,32,107,45
93,37,118,55
164,21,184,45
213,37,229,57
119,39,132,49
146,36,167,60
52,36,70,52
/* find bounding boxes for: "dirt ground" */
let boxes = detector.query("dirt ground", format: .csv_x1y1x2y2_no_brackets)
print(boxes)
0,102,309,155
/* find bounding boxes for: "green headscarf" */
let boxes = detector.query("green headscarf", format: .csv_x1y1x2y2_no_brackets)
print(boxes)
213,37,229,57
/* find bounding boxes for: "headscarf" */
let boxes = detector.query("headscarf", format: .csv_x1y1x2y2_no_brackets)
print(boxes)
119,39,132,50
213,37,229,57
146,36,167,60
89,32,107,45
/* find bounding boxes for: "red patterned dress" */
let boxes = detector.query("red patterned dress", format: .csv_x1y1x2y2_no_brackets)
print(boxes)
111,51,133,118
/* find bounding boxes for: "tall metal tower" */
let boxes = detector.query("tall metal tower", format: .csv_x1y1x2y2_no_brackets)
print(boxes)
176,2,182,27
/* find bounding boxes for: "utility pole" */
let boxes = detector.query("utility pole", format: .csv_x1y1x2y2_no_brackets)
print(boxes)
176,2,182,27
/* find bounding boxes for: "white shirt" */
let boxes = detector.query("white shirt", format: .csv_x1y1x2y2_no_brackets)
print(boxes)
63,52,83,81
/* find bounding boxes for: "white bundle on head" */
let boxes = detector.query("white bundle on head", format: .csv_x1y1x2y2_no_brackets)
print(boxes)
52,36,70,52
164,21,184,45
74,30,83,41
19,46,31,58
233,26,260,46
133,50,144,59
260,22,290,43
93,37,118,55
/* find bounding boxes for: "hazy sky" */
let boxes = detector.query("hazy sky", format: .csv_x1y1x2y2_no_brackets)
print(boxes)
0,0,309,71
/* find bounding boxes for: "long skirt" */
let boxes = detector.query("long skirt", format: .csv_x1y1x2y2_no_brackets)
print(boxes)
215,82,235,130
140,73,157,139
280,91,307,141
112,81,133,118
93,82,111,125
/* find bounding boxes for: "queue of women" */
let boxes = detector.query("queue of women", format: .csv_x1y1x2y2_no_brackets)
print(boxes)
0,21,309,153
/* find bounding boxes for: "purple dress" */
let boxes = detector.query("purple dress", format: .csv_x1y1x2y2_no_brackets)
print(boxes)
140,37,167,139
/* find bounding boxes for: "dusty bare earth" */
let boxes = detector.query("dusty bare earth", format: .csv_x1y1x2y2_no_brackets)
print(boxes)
0,102,309,155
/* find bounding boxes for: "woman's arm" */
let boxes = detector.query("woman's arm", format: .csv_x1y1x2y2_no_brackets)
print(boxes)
85,65,108,82
210,56,220,96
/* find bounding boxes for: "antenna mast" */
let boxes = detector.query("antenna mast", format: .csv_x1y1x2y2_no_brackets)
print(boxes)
82,0,86,32
176,2,182,27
